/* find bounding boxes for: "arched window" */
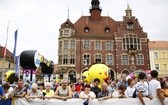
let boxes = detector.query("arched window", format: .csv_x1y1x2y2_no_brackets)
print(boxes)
121,54,129,65
94,54,102,63
83,54,91,66
106,54,113,65
122,34,141,50
84,27,90,33
105,27,110,33
122,70,130,76
127,22,133,29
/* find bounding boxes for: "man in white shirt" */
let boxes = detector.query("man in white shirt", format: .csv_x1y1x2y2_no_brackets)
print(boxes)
149,70,165,105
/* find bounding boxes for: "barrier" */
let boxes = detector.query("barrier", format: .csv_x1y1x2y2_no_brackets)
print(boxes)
0,99,12,105
13,98,168,105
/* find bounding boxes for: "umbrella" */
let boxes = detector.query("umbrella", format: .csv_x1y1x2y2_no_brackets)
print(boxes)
126,70,151,80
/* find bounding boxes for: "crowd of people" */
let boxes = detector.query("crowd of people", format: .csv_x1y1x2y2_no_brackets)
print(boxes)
0,70,167,105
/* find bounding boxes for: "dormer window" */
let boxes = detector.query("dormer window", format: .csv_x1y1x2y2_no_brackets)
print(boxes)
127,22,133,29
65,22,69,26
84,27,90,33
105,27,110,33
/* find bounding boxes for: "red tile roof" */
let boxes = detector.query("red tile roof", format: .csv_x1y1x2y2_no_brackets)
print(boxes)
0,46,14,61
61,19,74,29
74,16,120,38
149,41,168,50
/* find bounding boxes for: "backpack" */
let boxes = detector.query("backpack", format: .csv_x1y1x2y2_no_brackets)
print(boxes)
132,89,137,98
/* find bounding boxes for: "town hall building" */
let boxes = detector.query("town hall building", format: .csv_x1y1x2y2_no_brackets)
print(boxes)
57,0,150,82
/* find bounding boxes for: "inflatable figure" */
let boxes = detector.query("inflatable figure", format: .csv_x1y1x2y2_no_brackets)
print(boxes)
5,70,15,82
81,70,90,83
88,64,110,86
20,50,54,74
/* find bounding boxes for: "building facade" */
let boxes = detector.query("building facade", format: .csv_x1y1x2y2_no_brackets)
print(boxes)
149,41,168,77
0,45,14,78
57,0,150,82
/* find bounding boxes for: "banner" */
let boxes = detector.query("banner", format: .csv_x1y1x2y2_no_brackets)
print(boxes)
14,98,168,105
12,29,18,57
15,55,20,76
0,99,12,105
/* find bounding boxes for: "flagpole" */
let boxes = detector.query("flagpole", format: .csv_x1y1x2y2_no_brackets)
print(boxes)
1,21,10,81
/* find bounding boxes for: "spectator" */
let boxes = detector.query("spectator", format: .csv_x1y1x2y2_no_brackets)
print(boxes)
79,83,96,99
38,83,44,92
0,86,6,99
149,70,165,105
97,82,111,100
25,83,42,100
161,81,168,97
1,83,13,99
90,78,101,98
70,83,79,98
124,78,136,98
112,84,126,98
108,81,117,94
42,82,54,98
53,79,72,100
135,72,148,105
117,74,128,89
8,79,27,98
75,79,84,92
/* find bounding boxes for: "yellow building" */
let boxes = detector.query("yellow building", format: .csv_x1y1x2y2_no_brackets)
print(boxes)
0,45,14,78
149,41,168,77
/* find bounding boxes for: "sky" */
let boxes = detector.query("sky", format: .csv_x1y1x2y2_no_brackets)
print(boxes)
0,0,168,64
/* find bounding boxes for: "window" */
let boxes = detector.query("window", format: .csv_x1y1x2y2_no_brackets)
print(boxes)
106,41,113,50
106,54,113,65
64,30,69,35
163,64,167,70
95,41,102,50
70,40,75,49
122,34,141,50
60,30,63,36
8,63,11,69
83,54,90,65
127,22,133,29
121,54,129,65
59,55,62,64
63,55,68,64
155,64,159,70
83,40,90,50
64,40,68,49
136,54,144,65
84,27,89,33
105,28,110,33
95,54,102,63
154,52,158,58
162,52,166,58
70,55,75,64
59,41,62,49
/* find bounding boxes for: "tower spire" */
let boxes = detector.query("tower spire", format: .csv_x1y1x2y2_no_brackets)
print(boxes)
125,1,132,17
90,0,102,21
67,7,70,19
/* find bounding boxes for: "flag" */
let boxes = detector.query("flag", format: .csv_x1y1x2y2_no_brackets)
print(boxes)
12,29,18,57
15,55,20,76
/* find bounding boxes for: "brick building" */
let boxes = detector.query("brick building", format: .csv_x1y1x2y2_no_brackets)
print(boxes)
57,0,150,82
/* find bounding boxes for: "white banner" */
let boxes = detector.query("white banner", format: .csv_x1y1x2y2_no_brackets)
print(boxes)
14,98,168,105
